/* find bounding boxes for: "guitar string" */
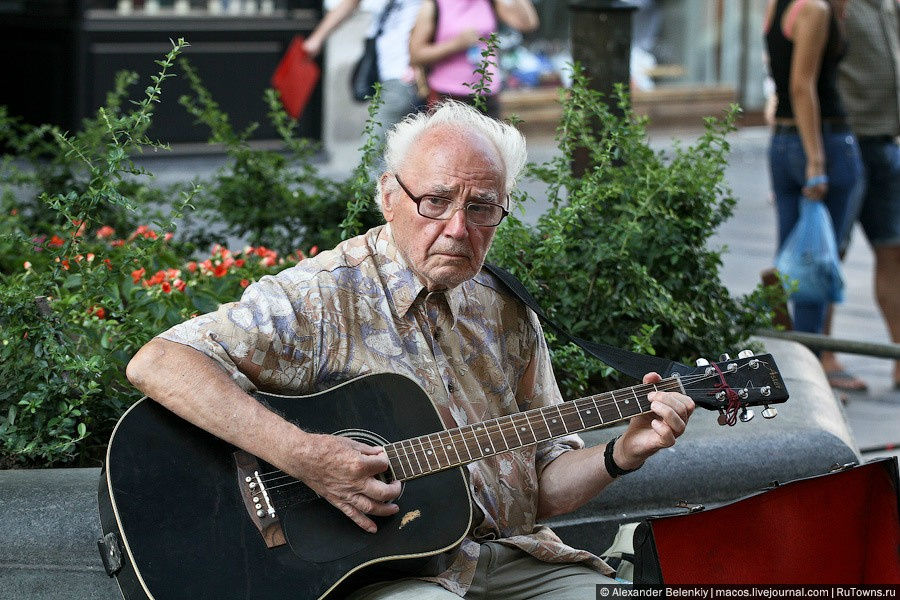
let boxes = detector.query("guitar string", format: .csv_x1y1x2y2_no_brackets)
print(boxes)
255,364,764,488
258,383,756,495
257,379,689,489
253,363,769,501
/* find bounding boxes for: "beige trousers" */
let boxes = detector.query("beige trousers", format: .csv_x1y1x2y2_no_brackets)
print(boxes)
347,541,618,600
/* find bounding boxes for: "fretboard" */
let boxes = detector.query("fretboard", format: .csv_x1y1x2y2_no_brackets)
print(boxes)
383,376,685,481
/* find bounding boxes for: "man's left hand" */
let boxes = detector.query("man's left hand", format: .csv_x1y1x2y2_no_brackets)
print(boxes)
614,372,695,470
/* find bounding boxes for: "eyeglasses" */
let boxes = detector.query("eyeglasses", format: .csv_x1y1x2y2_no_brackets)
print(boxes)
393,174,509,227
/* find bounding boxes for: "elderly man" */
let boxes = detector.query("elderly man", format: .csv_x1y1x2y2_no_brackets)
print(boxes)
126,101,694,599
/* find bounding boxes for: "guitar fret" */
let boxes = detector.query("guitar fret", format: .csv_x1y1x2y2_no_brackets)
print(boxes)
610,392,624,419
385,445,408,480
529,410,553,440
508,414,525,447
487,418,510,453
512,413,537,446
415,437,436,472
449,430,467,464
580,397,605,428
403,439,424,476
435,431,454,468
461,426,484,459
619,388,643,418
473,423,495,456
570,401,587,430
425,435,441,471
597,392,623,423
395,441,415,479
544,406,569,437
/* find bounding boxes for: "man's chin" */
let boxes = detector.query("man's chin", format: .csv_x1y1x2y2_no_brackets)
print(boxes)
423,264,478,290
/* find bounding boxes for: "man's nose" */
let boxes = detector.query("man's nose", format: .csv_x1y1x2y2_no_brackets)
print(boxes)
442,206,469,238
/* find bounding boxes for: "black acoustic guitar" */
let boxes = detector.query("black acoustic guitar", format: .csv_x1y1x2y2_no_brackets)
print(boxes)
98,352,788,600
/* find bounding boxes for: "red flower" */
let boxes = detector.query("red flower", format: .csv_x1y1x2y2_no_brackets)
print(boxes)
88,306,107,319
23,261,32,270
131,225,158,240
213,263,228,278
174,279,186,292
60,259,70,270
161,281,172,293
10,208,18,216
48,235,65,247
309,246,319,256
186,261,198,273
235,258,245,268
240,279,250,288
131,267,146,283
111,239,125,247
164,232,174,242
104,258,113,270
96,226,115,239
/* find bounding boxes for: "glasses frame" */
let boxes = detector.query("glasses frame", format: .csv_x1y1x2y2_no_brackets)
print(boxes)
393,174,509,228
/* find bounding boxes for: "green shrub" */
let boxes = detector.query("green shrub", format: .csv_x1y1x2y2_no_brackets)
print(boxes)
489,68,782,397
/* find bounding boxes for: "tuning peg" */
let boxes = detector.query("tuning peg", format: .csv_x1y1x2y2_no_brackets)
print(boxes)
737,349,754,359
762,405,778,419
739,407,754,422
695,357,710,366
719,353,731,362
717,410,729,426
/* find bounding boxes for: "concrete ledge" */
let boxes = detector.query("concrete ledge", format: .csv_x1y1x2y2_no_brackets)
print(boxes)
0,468,120,600
0,339,857,598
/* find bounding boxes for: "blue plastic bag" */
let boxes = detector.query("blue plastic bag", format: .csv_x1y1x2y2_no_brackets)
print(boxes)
775,199,845,304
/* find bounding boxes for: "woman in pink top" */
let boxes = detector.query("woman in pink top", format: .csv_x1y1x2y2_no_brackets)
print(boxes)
408,0,538,118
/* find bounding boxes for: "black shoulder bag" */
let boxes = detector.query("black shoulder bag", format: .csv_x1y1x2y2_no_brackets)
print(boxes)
350,0,399,102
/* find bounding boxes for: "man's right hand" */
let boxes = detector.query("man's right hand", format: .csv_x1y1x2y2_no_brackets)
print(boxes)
291,433,402,533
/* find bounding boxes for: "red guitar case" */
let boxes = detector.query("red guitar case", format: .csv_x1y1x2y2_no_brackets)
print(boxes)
634,458,900,583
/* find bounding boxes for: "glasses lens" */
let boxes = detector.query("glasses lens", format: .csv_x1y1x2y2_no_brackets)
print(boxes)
418,196,453,219
466,203,503,226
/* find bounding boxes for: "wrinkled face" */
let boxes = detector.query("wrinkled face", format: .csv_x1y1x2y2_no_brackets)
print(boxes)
380,126,506,291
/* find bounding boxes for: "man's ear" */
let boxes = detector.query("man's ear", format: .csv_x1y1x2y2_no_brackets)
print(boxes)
379,172,395,222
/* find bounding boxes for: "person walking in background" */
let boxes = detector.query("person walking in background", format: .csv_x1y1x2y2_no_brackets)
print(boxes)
303,0,424,142
408,0,539,118
764,0,863,373
835,0,900,391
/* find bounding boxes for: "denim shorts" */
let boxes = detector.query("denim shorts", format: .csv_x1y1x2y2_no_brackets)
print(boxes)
769,127,864,254
856,136,900,247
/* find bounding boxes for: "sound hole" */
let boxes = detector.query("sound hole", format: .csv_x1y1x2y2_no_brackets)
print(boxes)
282,429,402,563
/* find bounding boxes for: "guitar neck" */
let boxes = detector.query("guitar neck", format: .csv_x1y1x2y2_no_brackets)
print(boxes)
383,376,686,482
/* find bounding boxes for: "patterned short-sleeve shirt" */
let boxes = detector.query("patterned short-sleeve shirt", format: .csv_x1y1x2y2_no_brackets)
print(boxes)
159,225,613,595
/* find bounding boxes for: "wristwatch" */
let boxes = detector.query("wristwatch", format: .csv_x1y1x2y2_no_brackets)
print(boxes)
604,435,642,478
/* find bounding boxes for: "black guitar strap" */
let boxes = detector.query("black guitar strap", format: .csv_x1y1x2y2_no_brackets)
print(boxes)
482,262,685,380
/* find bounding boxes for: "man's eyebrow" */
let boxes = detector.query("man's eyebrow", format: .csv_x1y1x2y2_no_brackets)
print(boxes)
427,184,501,204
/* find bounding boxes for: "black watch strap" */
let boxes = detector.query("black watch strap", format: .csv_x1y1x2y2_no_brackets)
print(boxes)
604,435,641,478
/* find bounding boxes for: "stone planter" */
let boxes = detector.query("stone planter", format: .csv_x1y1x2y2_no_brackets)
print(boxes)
0,338,858,598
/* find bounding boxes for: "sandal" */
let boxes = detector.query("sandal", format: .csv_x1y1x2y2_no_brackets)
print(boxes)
825,369,869,392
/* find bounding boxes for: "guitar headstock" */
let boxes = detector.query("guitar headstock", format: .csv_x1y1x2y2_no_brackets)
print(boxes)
671,350,789,426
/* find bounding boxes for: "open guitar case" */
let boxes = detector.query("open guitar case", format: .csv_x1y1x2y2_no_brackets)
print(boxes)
631,457,900,583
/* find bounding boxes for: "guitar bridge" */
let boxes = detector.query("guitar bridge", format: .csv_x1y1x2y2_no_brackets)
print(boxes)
234,451,286,548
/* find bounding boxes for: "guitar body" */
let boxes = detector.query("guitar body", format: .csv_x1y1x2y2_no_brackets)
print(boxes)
99,373,473,600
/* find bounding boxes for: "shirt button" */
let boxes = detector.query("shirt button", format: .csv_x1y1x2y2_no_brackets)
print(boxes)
434,329,441,341
447,382,455,394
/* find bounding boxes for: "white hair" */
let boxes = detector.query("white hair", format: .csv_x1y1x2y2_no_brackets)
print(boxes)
375,100,528,206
